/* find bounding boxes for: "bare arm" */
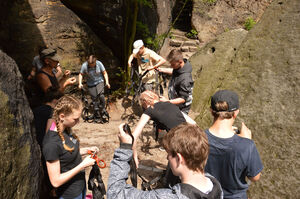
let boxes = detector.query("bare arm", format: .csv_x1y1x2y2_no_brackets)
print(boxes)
157,67,173,75
55,64,63,79
132,114,151,167
78,73,83,89
181,112,196,125
152,56,166,70
36,73,52,93
237,122,252,139
248,172,261,182
128,53,135,68
27,67,37,80
160,96,185,105
59,70,76,92
46,157,95,188
103,70,110,89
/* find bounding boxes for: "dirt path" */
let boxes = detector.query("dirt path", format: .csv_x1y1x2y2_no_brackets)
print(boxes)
73,97,169,196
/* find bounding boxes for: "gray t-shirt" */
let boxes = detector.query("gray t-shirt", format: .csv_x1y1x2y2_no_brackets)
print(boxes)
80,60,106,87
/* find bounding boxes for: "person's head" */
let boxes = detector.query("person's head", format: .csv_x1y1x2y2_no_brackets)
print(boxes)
43,86,64,105
162,123,209,174
41,48,60,68
87,55,97,67
210,90,239,119
139,90,159,109
52,95,83,152
167,49,184,69
132,40,145,56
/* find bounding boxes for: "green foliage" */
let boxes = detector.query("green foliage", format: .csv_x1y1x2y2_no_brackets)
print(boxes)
186,29,198,39
244,17,256,31
136,21,169,52
136,21,151,39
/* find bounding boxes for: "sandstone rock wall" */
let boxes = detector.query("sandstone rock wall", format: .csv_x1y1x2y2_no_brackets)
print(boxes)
190,0,300,198
0,50,40,199
0,0,119,77
192,0,272,44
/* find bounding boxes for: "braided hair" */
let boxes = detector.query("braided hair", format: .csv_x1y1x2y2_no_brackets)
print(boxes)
52,95,82,152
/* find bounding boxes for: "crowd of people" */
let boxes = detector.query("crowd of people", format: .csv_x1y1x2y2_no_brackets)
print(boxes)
28,40,263,199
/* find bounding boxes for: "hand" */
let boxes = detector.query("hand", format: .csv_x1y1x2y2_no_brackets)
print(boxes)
80,156,96,169
238,122,252,139
78,83,83,89
106,83,111,89
118,123,133,144
64,70,71,76
159,96,168,102
66,77,76,85
89,146,99,153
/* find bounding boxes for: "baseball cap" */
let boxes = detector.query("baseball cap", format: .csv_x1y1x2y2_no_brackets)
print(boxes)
41,48,60,62
211,90,239,112
132,40,144,54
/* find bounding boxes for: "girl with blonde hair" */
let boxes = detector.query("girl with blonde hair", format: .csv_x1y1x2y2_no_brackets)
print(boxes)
43,95,99,199
132,90,196,167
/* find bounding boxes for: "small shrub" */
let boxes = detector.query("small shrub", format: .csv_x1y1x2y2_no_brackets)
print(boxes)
186,29,198,39
244,17,256,31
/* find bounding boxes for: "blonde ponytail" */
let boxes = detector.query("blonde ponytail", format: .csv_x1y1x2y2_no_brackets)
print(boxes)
52,95,82,152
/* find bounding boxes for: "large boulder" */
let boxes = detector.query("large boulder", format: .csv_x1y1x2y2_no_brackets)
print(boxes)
192,0,272,44
0,0,119,77
190,0,300,198
0,50,40,199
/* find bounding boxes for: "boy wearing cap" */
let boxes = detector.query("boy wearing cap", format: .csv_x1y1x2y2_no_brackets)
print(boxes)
128,40,166,91
36,48,76,94
158,49,194,114
205,90,263,199
107,123,223,199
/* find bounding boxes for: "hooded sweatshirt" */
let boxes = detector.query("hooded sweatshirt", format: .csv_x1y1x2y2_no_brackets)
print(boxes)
107,143,223,199
168,59,194,114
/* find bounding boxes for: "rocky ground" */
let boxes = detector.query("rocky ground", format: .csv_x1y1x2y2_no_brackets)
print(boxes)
73,97,170,196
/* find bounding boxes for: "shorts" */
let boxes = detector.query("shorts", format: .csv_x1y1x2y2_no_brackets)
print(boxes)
88,82,104,98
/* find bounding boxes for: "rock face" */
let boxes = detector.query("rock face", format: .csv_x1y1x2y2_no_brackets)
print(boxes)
192,0,272,44
0,50,40,199
190,0,300,198
0,0,119,77
61,0,124,63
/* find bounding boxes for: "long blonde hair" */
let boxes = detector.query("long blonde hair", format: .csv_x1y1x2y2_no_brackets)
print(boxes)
52,95,82,152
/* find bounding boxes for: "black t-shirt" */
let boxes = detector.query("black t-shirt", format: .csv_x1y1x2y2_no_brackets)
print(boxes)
144,101,186,131
204,129,263,199
43,130,85,199
33,104,53,147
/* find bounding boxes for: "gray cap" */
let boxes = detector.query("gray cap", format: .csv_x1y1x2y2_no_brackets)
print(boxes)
211,90,239,112
41,48,60,62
